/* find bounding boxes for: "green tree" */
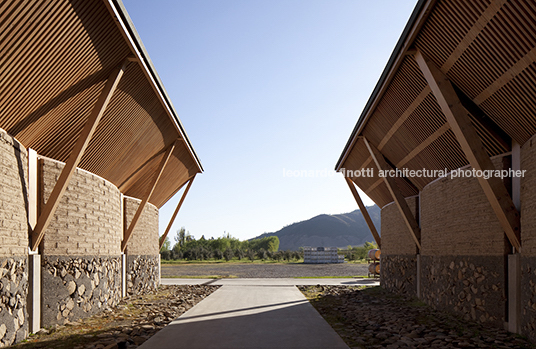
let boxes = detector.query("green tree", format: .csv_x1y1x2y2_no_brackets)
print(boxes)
160,236,171,252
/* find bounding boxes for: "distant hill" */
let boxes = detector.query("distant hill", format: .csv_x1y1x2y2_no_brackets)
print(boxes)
251,206,380,251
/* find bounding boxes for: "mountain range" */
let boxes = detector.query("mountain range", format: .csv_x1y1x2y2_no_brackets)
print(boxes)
252,206,380,251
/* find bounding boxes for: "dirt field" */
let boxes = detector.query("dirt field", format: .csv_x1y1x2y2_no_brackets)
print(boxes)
161,262,369,278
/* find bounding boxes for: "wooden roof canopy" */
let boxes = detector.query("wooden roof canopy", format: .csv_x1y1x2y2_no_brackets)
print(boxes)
0,0,203,209
336,0,536,209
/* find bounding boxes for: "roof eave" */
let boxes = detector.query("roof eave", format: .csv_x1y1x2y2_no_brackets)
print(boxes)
104,0,204,173
335,0,435,171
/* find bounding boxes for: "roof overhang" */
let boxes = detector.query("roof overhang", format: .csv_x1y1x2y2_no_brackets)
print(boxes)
0,0,203,208
336,0,536,208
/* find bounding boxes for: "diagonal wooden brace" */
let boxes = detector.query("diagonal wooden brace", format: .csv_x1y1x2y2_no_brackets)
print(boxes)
30,59,131,251
414,49,521,252
159,175,195,250
363,137,422,251
122,140,178,252
344,177,381,248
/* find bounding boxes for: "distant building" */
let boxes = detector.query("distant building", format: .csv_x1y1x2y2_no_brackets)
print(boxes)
303,247,345,264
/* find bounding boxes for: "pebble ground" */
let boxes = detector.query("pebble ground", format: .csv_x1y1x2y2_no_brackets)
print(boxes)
299,285,535,349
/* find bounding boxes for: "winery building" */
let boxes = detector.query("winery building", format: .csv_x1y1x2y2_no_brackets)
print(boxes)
0,0,202,345
336,0,536,342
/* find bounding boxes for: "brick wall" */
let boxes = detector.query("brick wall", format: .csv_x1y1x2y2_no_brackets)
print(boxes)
123,196,159,294
39,156,122,255
123,196,159,256
0,128,28,257
380,196,418,255
380,196,418,296
521,137,536,340
419,157,509,326
420,163,507,256
0,129,29,346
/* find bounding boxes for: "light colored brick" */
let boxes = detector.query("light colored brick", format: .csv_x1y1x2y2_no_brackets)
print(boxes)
40,157,122,256
123,196,159,256
0,128,28,257
381,196,419,255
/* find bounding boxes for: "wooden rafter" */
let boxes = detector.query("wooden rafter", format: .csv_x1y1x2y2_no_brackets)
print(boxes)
415,49,521,251
122,140,178,252
377,86,431,150
395,123,450,168
363,137,422,250
30,59,130,251
441,0,508,72
345,177,381,248
159,175,195,250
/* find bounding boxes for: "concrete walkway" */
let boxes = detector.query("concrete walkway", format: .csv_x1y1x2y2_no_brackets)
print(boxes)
139,279,375,348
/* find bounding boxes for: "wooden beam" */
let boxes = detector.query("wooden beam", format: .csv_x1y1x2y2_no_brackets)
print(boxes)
30,60,130,251
363,137,422,250
345,177,381,248
415,50,521,251
159,175,195,250
122,140,177,252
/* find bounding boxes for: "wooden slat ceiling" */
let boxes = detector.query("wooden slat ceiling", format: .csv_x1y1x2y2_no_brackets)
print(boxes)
0,0,202,208
337,0,534,208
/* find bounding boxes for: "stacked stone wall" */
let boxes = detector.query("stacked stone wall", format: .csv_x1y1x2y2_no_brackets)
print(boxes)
41,256,121,326
380,196,418,296
123,197,159,295
0,128,29,345
39,157,123,326
419,158,508,326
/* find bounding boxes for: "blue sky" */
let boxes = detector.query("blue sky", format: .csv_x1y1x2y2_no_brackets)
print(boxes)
122,0,418,241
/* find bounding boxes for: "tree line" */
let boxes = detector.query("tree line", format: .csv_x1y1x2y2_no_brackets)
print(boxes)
160,228,302,262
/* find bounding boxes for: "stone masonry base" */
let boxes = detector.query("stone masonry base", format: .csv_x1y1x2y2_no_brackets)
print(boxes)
41,256,121,327
381,255,417,297
0,256,28,346
126,255,159,296
420,255,506,327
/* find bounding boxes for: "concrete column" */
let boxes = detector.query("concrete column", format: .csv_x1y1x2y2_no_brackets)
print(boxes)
121,253,126,298
28,253,41,333
508,253,521,333
416,254,421,298
158,255,161,286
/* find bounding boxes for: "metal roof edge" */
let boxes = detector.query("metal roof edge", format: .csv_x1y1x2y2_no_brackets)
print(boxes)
335,0,434,171
107,0,204,172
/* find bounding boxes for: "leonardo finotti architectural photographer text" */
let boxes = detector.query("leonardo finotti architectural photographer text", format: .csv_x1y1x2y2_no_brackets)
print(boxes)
340,167,526,179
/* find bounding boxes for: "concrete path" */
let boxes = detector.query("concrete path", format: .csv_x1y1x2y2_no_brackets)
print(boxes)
139,279,360,348
161,277,379,286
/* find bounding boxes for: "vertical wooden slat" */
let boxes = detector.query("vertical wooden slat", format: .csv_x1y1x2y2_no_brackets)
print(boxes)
363,137,422,251
159,175,195,250
344,177,381,248
30,59,130,251
122,140,178,252
414,49,521,251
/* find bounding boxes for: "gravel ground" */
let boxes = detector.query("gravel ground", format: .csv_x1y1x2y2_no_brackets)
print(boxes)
12,285,220,349
299,285,535,349
161,262,369,278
